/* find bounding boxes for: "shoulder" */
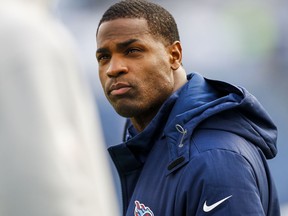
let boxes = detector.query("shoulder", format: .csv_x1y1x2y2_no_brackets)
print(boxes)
182,128,263,188
191,128,261,163
175,129,273,215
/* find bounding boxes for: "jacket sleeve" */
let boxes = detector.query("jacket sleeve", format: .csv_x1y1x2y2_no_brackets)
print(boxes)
176,149,267,216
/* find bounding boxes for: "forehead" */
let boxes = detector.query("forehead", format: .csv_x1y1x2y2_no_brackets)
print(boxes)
96,18,152,46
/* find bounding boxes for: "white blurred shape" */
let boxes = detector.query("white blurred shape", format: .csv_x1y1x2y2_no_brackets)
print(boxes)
282,204,288,216
0,1,119,216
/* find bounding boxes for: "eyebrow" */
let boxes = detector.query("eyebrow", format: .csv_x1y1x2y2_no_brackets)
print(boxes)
96,38,139,54
116,38,139,50
96,47,108,55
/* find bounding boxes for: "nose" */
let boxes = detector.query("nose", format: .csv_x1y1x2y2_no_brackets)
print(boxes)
106,56,128,78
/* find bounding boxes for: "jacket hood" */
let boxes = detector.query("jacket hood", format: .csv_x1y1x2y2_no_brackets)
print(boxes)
164,73,277,159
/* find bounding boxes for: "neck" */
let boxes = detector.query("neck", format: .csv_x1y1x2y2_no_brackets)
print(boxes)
173,67,187,92
130,107,159,132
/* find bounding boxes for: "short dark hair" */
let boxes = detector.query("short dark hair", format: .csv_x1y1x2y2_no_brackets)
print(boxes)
97,0,180,45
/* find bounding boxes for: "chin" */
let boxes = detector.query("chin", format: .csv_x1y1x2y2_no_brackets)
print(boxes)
116,111,135,118
113,104,143,118
114,106,135,118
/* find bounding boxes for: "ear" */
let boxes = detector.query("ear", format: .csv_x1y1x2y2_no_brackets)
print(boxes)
169,41,182,70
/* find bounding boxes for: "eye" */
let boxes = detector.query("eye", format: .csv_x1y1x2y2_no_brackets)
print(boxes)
97,54,110,63
125,48,142,55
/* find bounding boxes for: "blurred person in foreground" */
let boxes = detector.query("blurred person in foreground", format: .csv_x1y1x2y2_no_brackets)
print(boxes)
95,0,280,215
0,0,119,215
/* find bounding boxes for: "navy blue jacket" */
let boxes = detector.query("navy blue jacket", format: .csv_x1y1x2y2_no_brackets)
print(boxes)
108,73,280,216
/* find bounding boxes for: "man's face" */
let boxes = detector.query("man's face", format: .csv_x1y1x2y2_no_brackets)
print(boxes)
96,18,175,121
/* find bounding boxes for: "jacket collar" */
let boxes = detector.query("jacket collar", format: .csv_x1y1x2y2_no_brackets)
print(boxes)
164,73,244,175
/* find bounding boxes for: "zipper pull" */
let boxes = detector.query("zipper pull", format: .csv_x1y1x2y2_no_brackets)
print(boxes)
175,124,187,148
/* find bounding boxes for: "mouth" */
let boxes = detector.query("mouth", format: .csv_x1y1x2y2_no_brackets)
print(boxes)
108,82,132,96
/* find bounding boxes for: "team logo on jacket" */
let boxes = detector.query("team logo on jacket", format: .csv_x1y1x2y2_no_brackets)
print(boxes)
134,200,154,216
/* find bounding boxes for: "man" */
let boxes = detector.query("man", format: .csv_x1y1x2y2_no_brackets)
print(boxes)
0,0,119,215
96,0,280,215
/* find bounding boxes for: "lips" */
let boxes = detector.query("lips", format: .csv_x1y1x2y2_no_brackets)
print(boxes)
108,82,132,96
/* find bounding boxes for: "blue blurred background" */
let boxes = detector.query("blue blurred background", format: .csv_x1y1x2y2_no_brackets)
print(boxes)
54,0,288,214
